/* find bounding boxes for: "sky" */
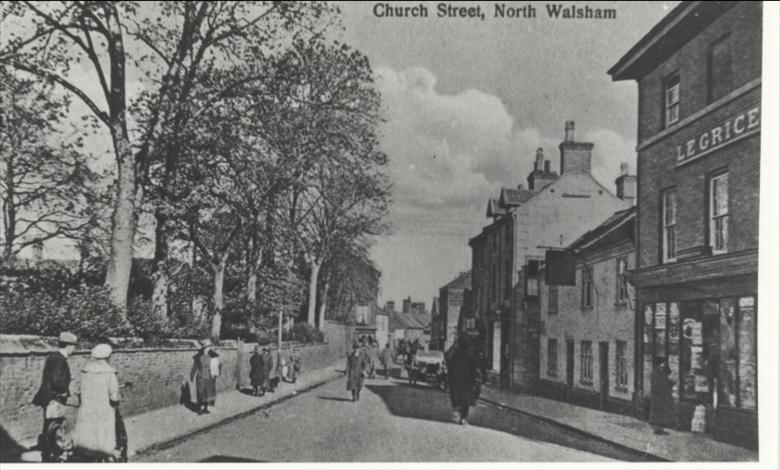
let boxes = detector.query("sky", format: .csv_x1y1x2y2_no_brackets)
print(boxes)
5,1,677,309
331,1,679,307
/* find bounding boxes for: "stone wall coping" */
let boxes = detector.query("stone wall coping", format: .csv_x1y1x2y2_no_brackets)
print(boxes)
0,334,324,356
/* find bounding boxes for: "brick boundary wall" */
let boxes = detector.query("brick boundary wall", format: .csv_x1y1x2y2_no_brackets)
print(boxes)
0,321,350,450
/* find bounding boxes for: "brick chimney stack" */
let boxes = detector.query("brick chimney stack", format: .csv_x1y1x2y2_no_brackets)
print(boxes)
527,148,559,191
559,121,594,175
615,162,637,205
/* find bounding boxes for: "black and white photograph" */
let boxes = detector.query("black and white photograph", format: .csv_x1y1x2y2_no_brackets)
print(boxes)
0,1,778,467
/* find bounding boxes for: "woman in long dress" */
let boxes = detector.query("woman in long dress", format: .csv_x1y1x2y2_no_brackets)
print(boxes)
72,344,120,460
190,341,217,414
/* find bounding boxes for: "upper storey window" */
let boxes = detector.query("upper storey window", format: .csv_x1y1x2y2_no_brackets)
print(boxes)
664,72,680,128
708,34,733,103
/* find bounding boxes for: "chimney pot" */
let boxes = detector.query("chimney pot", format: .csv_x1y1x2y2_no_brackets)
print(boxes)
544,160,551,173
564,121,575,142
620,162,629,176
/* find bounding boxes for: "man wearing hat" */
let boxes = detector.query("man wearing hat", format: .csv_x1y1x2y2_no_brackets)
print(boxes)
345,342,368,402
33,332,78,462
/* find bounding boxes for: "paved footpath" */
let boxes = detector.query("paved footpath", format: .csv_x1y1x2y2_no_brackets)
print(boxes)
20,359,348,462
479,385,758,462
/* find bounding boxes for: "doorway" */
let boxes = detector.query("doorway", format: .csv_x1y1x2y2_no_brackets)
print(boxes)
566,340,575,388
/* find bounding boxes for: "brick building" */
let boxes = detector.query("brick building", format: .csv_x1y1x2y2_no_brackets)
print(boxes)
539,206,636,415
435,271,471,351
469,122,632,390
609,1,761,448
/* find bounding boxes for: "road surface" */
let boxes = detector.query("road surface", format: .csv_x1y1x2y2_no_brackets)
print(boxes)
136,373,614,463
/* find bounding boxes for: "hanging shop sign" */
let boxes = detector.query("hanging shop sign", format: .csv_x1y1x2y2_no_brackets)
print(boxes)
676,103,760,167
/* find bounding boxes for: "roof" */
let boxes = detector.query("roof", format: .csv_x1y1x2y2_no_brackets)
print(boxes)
568,206,636,253
609,2,737,81
389,311,428,330
486,198,506,218
499,187,535,208
442,270,471,291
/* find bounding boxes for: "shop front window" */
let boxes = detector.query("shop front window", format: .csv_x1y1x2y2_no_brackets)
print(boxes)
642,296,757,411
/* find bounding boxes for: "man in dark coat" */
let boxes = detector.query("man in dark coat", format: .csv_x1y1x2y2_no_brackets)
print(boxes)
345,342,368,401
249,346,265,396
649,358,677,434
446,340,480,425
33,331,78,462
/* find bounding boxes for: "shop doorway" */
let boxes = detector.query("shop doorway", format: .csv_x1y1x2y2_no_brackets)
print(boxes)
599,342,609,409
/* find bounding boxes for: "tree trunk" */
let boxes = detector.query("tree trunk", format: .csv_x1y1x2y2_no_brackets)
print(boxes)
317,272,330,330
210,257,227,340
104,122,135,313
103,13,133,313
151,210,169,321
307,259,321,326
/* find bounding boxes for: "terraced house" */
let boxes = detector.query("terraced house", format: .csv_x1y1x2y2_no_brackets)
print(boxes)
608,1,761,449
468,122,633,390
539,205,636,415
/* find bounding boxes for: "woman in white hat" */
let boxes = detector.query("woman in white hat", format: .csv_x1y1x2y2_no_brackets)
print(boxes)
72,343,121,460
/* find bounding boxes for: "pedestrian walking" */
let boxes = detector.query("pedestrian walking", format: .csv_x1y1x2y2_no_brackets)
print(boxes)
368,343,380,379
649,358,677,435
288,347,302,383
32,331,78,462
405,341,418,384
209,348,221,405
72,344,122,461
345,342,368,402
380,343,393,379
190,340,217,414
261,347,276,393
446,339,480,425
249,346,265,396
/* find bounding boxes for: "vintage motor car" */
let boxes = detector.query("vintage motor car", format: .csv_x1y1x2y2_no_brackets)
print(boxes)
410,350,447,389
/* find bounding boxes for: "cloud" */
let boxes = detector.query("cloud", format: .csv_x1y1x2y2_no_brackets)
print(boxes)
371,66,637,303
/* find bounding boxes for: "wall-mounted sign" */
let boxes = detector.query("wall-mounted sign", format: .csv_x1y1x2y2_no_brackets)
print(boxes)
676,103,760,167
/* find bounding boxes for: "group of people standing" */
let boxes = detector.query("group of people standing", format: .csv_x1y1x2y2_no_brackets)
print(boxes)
249,345,302,397
33,332,127,462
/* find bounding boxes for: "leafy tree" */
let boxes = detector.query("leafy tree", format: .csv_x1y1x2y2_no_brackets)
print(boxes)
0,67,99,264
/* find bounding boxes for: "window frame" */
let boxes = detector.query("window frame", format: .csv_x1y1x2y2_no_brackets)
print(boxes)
548,285,558,314
708,33,732,104
662,189,677,263
581,265,593,308
616,256,629,304
709,172,729,255
664,72,680,128
580,340,593,383
547,338,558,377
616,340,629,390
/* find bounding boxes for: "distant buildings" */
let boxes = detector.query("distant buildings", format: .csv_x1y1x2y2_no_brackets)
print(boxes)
468,122,633,390
386,296,432,349
432,271,471,351
609,1,760,448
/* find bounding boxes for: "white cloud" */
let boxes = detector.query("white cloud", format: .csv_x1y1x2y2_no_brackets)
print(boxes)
371,66,637,303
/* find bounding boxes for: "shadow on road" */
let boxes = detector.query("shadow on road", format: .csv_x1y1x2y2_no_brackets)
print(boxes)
365,381,659,462
317,396,353,402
